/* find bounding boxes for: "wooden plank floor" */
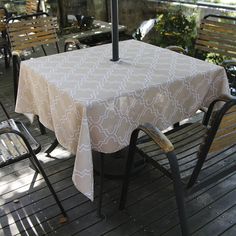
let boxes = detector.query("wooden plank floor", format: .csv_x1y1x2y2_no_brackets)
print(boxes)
1,46,236,236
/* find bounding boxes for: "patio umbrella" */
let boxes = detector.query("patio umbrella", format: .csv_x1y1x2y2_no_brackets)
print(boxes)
111,0,119,61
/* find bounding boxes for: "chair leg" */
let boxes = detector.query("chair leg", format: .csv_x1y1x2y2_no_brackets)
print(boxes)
167,152,189,236
45,138,59,155
29,156,40,173
119,132,137,210
41,45,47,56
36,116,46,135
97,153,105,218
28,153,67,220
3,46,10,68
64,42,69,52
12,55,20,104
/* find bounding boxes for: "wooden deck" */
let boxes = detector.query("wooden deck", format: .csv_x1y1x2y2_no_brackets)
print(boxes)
1,48,236,236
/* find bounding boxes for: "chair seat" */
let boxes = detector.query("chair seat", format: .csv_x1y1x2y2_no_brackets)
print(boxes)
0,119,41,167
137,122,236,184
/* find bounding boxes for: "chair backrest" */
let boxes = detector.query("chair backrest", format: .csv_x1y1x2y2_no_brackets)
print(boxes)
26,0,41,14
195,15,236,58
198,98,236,156
208,101,236,153
7,13,59,52
0,101,40,167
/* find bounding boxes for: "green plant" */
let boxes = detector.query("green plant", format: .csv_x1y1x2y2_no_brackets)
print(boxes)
152,6,196,55
205,52,231,65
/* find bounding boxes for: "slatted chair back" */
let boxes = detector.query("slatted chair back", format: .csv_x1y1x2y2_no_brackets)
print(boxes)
26,0,40,14
195,15,236,59
208,105,236,153
0,101,38,166
0,120,30,167
7,15,59,53
185,97,236,189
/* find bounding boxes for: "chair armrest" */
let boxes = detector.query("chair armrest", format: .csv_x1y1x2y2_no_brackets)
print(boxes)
221,60,236,91
221,60,236,67
64,38,81,51
0,119,20,134
166,46,187,54
217,94,235,101
12,50,24,59
137,123,174,153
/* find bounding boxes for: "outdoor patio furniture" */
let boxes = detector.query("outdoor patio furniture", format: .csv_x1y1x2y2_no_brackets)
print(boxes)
119,94,236,236
6,12,59,103
0,101,67,223
6,12,80,134
195,15,236,94
6,12,80,103
14,40,229,218
166,14,236,95
0,7,10,68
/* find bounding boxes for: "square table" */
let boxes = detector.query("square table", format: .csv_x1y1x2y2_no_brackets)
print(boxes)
15,40,229,200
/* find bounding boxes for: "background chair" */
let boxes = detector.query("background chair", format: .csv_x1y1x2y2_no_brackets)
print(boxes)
0,101,67,222
119,94,236,236
6,12,80,134
166,14,236,95
7,12,60,102
6,12,80,102
195,14,236,95
6,12,59,135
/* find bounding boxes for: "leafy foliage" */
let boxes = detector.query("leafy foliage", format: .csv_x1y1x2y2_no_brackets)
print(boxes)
152,6,196,55
205,53,231,65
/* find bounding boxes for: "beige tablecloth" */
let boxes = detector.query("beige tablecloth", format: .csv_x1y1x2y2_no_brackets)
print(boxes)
15,40,229,200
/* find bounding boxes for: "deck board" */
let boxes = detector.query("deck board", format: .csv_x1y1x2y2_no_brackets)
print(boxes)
0,44,236,236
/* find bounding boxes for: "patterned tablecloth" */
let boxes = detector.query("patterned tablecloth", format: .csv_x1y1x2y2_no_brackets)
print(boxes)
15,40,229,200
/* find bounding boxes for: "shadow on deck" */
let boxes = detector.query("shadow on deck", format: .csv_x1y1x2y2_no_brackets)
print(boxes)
0,47,236,236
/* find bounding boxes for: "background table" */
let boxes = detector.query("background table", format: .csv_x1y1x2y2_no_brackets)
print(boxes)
15,40,229,200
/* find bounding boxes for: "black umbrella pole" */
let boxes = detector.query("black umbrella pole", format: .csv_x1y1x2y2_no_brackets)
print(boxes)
111,0,119,61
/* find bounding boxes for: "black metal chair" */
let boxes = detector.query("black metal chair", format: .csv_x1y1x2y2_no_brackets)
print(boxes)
119,94,236,236
0,101,67,223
